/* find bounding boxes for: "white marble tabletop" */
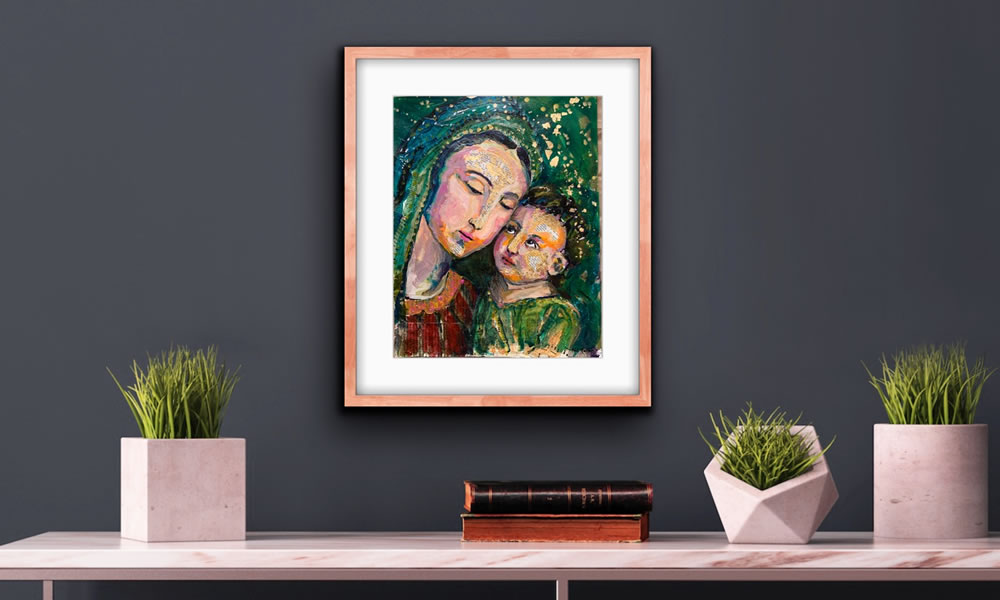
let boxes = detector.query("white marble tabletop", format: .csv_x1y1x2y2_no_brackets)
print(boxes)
3,532,1000,571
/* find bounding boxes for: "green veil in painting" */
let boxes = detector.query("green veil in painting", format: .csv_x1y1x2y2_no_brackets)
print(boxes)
392,97,543,315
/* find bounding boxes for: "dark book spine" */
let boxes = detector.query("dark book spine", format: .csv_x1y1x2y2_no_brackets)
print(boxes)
464,481,653,514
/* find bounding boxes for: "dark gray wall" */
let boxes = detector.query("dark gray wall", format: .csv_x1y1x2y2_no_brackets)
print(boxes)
2,1,1000,598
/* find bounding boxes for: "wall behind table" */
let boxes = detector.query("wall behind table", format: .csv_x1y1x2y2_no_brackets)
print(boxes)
2,1,999,598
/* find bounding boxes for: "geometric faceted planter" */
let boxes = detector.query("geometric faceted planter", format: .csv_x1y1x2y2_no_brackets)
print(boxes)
874,424,988,539
121,438,246,542
704,426,838,544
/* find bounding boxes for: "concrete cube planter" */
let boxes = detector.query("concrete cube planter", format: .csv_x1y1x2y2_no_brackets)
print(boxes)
874,424,988,539
704,426,838,544
121,438,246,542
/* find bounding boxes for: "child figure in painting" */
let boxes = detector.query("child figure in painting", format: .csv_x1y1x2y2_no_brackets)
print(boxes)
473,186,582,357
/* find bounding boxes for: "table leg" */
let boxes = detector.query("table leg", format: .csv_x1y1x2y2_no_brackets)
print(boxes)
556,579,568,600
42,581,53,600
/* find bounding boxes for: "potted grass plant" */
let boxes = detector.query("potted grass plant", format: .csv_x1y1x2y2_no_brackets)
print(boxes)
866,342,994,539
109,346,244,542
700,405,837,544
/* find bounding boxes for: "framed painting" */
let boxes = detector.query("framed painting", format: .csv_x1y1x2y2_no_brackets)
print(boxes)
344,47,651,407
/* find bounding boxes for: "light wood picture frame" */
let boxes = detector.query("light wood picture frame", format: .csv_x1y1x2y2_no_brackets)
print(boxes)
344,46,651,407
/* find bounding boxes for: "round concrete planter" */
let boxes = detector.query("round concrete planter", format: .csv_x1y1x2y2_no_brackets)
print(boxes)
873,424,988,539
704,426,839,544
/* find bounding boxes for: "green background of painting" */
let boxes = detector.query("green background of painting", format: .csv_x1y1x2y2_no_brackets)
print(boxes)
394,96,602,353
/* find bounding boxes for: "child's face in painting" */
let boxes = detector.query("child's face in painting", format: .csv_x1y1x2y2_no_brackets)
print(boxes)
426,140,528,258
493,205,568,284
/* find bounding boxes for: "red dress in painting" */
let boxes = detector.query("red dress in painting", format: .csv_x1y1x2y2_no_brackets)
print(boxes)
395,270,478,357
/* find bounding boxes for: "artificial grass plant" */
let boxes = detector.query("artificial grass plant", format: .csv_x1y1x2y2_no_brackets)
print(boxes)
700,404,834,491
865,342,994,425
109,346,240,439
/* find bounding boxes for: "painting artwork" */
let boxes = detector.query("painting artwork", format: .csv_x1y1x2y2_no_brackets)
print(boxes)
393,96,601,358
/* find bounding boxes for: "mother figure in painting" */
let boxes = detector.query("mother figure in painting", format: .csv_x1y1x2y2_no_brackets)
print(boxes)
394,97,542,357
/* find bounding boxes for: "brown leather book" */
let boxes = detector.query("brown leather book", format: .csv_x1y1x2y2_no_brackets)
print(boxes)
461,513,649,542
463,481,653,514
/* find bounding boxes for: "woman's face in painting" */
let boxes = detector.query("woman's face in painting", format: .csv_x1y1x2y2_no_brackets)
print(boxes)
426,140,529,258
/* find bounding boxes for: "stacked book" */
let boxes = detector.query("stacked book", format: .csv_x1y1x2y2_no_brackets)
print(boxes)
461,480,653,542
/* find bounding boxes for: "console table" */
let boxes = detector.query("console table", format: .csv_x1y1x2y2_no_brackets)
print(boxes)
3,531,1000,599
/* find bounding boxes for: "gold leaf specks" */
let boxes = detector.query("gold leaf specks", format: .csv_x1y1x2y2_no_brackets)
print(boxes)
549,156,559,167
